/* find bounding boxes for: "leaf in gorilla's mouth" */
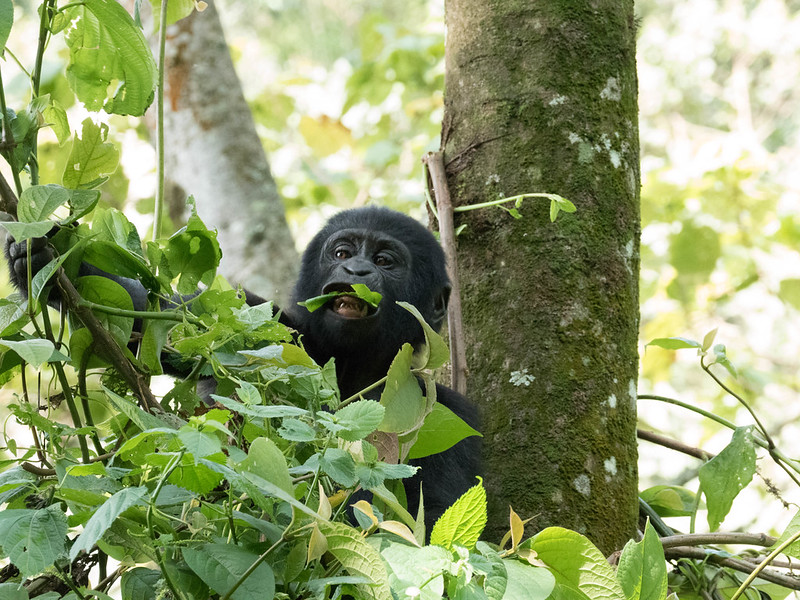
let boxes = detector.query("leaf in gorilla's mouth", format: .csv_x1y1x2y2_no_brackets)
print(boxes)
298,283,382,317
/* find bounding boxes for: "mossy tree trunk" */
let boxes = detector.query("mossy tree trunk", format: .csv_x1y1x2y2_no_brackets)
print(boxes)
441,0,640,553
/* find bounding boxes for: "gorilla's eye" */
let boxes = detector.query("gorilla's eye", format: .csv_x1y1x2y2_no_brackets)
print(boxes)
374,254,392,267
334,247,351,260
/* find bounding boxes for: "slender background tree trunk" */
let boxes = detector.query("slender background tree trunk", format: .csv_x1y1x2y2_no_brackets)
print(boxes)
442,0,641,552
160,3,298,300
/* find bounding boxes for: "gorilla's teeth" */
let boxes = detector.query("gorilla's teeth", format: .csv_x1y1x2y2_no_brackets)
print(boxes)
332,296,368,318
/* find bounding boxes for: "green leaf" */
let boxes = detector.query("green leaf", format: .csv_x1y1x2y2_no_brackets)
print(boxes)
0,339,55,369
0,506,68,577
0,582,28,600
379,344,426,433
0,220,56,242
70,486,148,560
501,559,555,600
334,400,385,441
530,527,625,600
278,417,316,442
17,185,69,223
318,520,392,600
239,437,294,496
639,486,698,518
31,241,84,304
408,402,482,460
43,101,70,145
772,509,800,559
62,119,120,189
298,283,382,313
372,538,450,600
120,567,161,600
430,478,486,550
0,0,13,58
162,199,221,294
150,0,197,27
62,0,156,115
646,337,702,351
76,276,135,350
209,395,308,419
177,428,222,459
104,385,179,431
699,426,756,531
616,521,668,600
183,543,275,600
397,302,450,370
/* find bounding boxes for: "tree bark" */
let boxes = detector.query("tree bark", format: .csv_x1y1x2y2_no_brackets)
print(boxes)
160,3,298,300
442,0,640,553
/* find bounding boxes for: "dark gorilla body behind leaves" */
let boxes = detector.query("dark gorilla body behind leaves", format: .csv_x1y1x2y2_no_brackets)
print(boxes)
5,205,480,532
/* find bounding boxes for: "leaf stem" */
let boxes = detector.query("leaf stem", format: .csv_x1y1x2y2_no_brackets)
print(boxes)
40,302,91,463
30,0,57,186
451,192,560,213
220,534,287,600
76,298,202,325
153,0,169,241
148,449,188,600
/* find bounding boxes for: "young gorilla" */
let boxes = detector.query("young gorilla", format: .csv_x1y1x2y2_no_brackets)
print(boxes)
5,206,480,532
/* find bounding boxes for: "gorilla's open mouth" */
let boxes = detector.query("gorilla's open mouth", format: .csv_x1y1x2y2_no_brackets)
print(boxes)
322,284,378,320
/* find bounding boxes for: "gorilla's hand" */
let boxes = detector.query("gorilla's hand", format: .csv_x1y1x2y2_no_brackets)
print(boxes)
4,231,56,295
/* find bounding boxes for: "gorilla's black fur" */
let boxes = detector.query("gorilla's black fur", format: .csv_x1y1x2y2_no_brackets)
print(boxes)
5,206,480,532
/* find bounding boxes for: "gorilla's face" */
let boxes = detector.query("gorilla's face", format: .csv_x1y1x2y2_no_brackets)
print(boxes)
290,207,450,369
318,228,412,321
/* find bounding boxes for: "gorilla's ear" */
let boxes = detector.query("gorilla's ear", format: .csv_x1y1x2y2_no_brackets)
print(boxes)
431,284,451,331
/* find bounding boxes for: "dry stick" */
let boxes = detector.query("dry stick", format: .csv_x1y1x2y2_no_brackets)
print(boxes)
422,151,467,396
637,428,715,461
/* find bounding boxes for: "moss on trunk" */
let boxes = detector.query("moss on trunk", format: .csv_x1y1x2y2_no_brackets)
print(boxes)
442,0,640,553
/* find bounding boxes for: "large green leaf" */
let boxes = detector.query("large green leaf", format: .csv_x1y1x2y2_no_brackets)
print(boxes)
379,344,425,433
76,275,135,350
62,0,156,115
239,437,294,496
429,478,486,550
162,199,221,294
502,559,555,600
616,521,668,600
0,507,68,577
62,119,120,189
0,339,56,369
698,426,757,531
408,402,481,459
318,520,392,600
70,486,149,560
0,0,12,57
183,543,275,600
372,538,450,600
333,400,385,441
529,527,625,600
17,185,68,223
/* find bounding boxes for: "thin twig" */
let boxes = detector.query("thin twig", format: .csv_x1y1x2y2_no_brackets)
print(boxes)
664,546,800,590
422,151,467,396
637,428,714,461
661,532,777,549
